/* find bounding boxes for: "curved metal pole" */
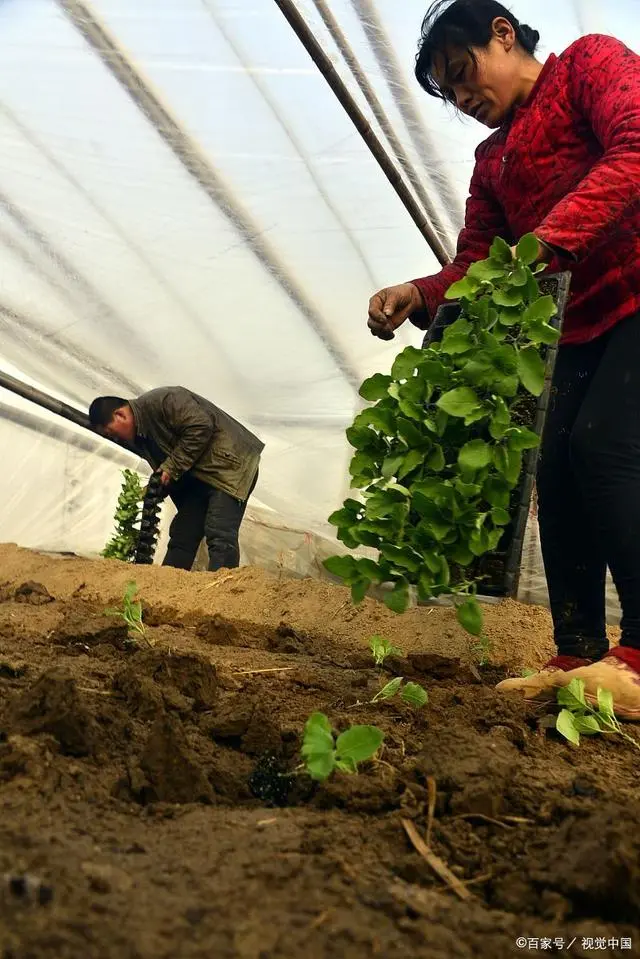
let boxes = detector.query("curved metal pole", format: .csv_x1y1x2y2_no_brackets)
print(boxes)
272,0,450,267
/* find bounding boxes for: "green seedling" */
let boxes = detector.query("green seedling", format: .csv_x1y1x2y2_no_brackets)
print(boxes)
324,235,561,659
369,634,401,666
102,469,144,562
555,678,640,753
301,712,384,781
371,677,428,708
105,581,148,642
521,667,538,677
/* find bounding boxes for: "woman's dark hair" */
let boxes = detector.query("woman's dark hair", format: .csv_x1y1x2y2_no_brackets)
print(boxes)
416,0,540,100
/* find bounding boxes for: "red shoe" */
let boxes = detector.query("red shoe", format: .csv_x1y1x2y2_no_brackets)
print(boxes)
496,655,593,700
553,647,640,721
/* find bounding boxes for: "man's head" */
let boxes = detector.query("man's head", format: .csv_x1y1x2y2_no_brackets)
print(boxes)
89,396,136,444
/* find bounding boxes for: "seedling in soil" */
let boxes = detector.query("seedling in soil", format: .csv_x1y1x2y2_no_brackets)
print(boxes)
555,678,640,753
105,581,149,644
369,634,401,666
371,677,428,708
301,712,384,781
324,234,561,659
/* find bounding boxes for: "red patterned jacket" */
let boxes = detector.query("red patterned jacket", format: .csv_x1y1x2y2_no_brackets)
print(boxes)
411,34,640,344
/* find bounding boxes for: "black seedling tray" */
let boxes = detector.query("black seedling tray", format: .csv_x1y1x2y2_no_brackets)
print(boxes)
134,472,165,565
420,272,571,598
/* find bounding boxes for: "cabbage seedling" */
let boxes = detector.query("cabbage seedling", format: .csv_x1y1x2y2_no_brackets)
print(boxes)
301,712,384,781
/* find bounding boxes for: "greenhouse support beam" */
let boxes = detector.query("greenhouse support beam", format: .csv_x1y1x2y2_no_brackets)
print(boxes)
310,0,455,258
57,0,361,393
273,0,450,267
349,0,464,234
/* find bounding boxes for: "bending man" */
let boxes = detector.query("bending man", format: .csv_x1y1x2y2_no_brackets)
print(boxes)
89,387,264,571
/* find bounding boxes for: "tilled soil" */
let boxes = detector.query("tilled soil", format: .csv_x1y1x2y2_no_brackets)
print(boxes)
0,549,636,959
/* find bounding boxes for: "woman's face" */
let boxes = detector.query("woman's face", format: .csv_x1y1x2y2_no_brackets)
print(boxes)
432,19,525,128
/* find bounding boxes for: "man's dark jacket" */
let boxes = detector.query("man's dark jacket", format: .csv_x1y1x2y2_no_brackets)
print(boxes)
129,387,264,501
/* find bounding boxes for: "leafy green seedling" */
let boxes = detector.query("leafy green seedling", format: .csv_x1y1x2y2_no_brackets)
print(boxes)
324,234,562,661
521,667,537,677
369,634,401,666
301,712,384,781
555,678,640,753
371,676,428,708
105,581,148,642
102,469,144,562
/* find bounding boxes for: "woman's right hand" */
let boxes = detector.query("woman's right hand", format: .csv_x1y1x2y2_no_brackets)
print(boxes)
367,282,425,340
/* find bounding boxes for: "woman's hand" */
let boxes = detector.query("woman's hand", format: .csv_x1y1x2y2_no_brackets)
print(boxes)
367,283,425,340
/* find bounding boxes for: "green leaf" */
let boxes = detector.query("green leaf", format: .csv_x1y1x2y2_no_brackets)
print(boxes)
458,439,492,472
440,318,474,355
397,449,425,480
557,678,587,710
328,507,360,528
573,714,602,735
437,387,481,418
391,346,425,380
349,451,376,478
306,751,337,780
382,453,406,480
456,597,484,637
323,555,358,580
380,545,421,572
335,725,384,765
506,427,540,451
397,417,428,447
445,277,479,300
426,445,445,472
468,258,508,282
302,712,334,759
490,237,513,264
518,347,546,396
496,307,522,327
522,295,557,324
597,687,616,722
365,408,397,435
360,374,392,402
556,709,580,746
369,635,401,665
345,425,376,450
374,677,403,701
516,233,541,265
492,287,523,308
401,682,429,708
384,580,410,614
509,265,529,287
351,578,369,604
489,397,511,440
491,507,511,526
357,558,384,581
527,322,561,346
482,476,511,509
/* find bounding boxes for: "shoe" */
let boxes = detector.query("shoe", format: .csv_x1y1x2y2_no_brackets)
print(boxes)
495,655,593,700
553,647,640,721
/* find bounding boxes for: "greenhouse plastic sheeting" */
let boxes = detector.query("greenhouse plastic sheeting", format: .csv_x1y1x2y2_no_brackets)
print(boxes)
0,1,636,622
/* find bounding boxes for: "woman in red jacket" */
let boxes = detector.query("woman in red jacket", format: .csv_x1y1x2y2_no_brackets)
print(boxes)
368,0,640,717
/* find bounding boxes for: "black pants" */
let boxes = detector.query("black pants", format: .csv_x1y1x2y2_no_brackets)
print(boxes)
162,474,256,572
537,312,640,658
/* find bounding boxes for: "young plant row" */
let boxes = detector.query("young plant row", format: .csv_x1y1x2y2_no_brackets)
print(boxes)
324,235,559,643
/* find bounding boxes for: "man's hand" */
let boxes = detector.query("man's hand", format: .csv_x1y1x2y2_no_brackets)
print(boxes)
368,283,425,340
158,470,172,487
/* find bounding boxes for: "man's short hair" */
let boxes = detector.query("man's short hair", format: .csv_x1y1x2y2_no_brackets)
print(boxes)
88,396,128,428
